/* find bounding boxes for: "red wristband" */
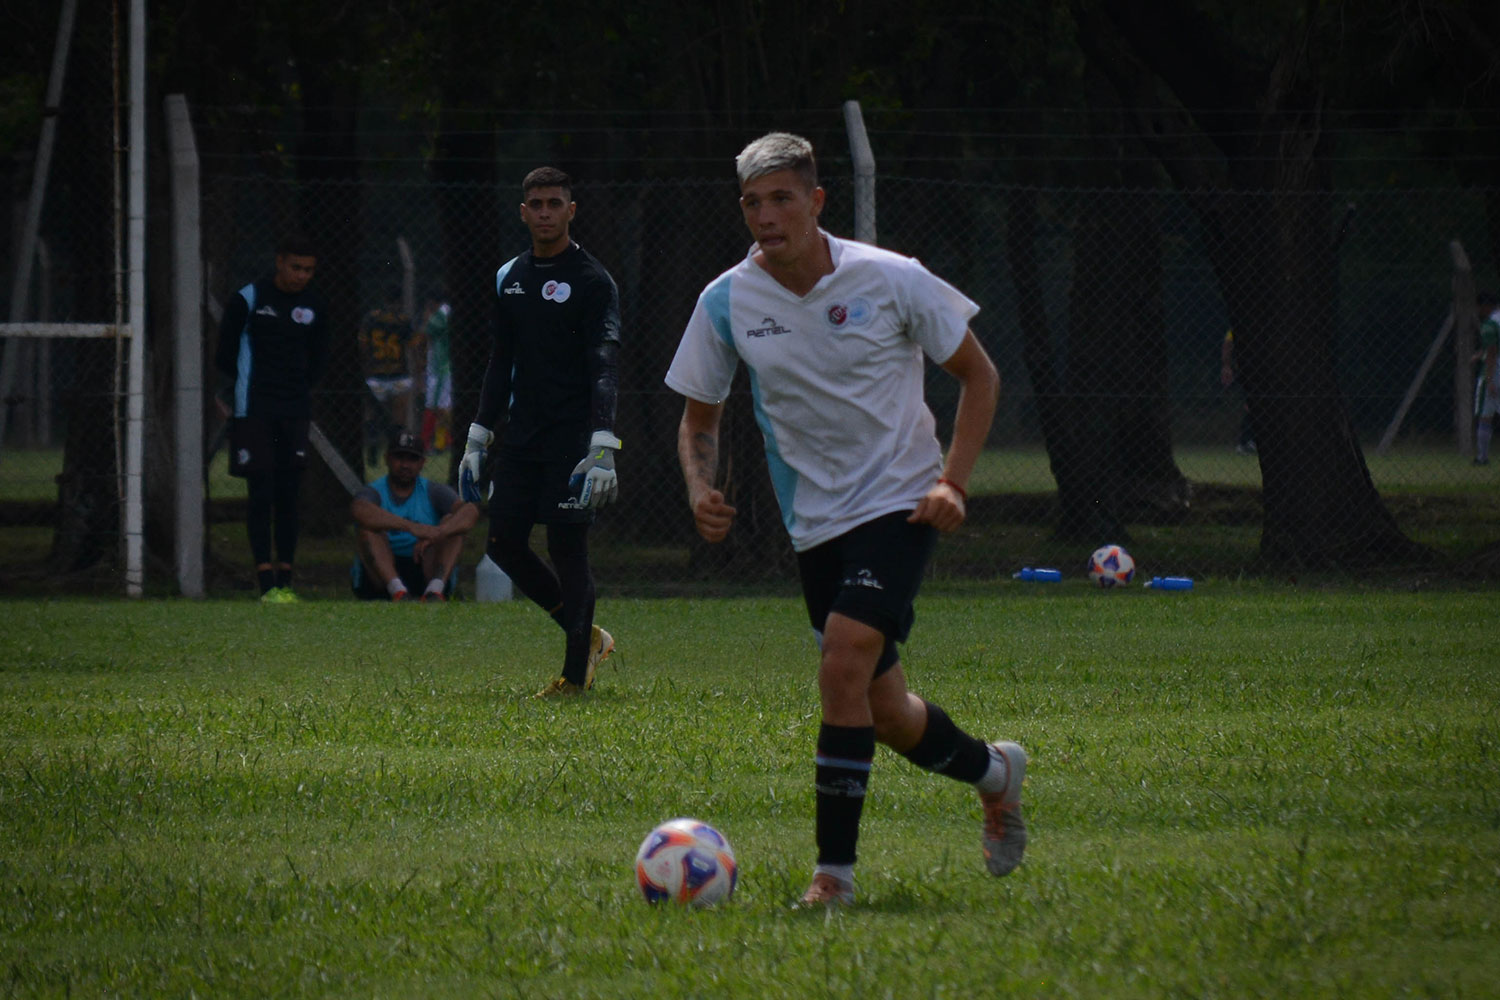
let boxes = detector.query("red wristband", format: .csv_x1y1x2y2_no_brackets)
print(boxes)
937,477,967,500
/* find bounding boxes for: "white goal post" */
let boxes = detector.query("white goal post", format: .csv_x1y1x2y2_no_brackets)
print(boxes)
0,0,149,596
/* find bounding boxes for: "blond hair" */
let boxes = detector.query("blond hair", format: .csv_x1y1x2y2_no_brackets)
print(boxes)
735,132,818,190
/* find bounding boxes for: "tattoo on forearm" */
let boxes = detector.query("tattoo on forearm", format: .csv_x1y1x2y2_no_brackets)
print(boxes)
687,431,718,489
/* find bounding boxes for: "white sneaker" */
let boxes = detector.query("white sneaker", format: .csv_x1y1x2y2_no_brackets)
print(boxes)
979,741,1028,876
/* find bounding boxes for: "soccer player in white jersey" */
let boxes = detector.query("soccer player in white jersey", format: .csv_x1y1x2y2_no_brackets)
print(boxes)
665,132,1028,906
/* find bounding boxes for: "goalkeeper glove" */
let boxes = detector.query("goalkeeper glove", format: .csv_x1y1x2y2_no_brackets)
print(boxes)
459,422,493,503
568,430,622,509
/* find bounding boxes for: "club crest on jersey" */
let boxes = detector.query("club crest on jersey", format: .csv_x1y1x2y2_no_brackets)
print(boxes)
745,317,791,339
542,280,571,303
827,297,873,328
291,307,315,324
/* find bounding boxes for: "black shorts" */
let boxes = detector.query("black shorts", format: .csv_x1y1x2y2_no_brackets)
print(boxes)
229,415,310,477
350,555,457,600
796,510,937,677
488,453,592,526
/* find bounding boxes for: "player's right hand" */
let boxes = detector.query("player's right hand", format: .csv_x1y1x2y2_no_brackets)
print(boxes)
690,488,737,543
909,480,966,532
459,422,493,503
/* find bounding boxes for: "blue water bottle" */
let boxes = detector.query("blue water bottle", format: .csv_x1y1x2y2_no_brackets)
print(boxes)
1012,567,1062,583
1144,576,1193,591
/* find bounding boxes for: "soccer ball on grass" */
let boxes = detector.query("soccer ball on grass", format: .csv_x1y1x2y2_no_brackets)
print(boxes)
1087,544,1136,588
634,818,737,906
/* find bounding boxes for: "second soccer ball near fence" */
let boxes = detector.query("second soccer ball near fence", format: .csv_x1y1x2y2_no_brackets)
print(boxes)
1088,544,1137,589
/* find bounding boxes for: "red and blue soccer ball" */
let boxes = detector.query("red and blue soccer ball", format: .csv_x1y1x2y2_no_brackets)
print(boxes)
1087,544,1136,588
634,818,737,907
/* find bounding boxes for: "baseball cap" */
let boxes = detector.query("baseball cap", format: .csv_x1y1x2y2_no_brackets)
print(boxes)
387,428,424,458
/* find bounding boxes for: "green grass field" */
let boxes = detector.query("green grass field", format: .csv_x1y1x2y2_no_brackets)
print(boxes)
0,446,450,504
2,588,1496,997
0,441,1494,503
3,440,1496,597
967,443,1500,496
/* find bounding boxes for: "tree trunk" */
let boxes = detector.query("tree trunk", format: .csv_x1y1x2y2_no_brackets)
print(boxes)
431,110,502,493
1077,71,1189,523
1066,189,1130,541
53,340,119,572
609,184,694,547
49,22,118,574
1007,188,1121,542
1074,0,1425,568
1102,190,1188,519
1207,190,1420,566
290,60,363,537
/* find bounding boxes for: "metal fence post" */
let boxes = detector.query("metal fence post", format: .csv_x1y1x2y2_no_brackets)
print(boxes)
122,0,146,596
843,100,876,244
166,93,203,597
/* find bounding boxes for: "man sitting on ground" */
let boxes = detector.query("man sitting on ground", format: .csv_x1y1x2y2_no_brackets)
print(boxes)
351,429,479,602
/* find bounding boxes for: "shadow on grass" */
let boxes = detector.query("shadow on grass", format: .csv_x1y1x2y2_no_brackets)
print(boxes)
2,482,1498,597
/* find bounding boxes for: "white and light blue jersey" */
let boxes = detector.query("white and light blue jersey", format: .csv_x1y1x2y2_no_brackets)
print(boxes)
665,232,978,552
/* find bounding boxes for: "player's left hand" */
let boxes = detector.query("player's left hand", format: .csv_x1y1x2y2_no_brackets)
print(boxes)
909,479,966,532
459,422,493,503
569,430,622,509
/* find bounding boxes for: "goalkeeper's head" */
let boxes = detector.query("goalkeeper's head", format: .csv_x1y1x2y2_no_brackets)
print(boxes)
736,133,817,193
273,231,317,294
519,166,577,256
523,165,573,201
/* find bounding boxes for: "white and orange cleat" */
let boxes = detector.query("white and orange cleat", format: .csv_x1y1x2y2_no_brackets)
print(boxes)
584,625,615,689
797,870,855,908
979,740,1028,876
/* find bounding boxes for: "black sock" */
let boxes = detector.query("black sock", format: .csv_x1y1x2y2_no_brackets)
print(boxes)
815,723,875,866
257,569,275,594
899,701,990,783
275,566,292,589
547,523,595,685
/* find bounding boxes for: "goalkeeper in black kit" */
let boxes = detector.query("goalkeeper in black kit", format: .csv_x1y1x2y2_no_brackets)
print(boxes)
460,166,623,697
214,232,329,603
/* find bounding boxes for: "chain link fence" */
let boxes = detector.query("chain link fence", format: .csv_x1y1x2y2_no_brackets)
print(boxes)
3,119,1498,594
0,8,128,584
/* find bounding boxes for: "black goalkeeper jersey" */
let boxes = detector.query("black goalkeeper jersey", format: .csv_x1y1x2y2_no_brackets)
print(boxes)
214,277,330,420
476,241,622,460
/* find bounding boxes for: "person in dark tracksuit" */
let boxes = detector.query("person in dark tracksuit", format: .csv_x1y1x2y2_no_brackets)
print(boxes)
214,233,330,602
459,166,623,697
